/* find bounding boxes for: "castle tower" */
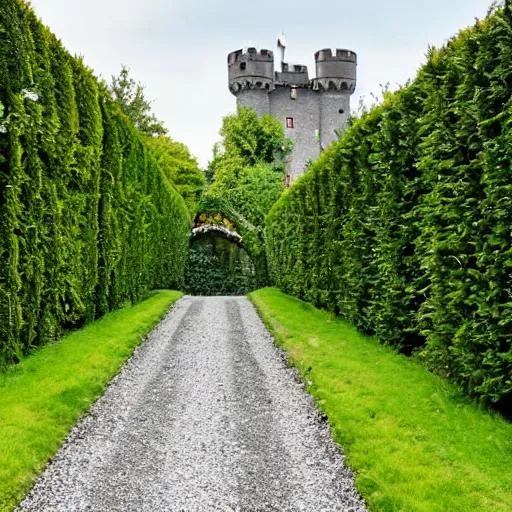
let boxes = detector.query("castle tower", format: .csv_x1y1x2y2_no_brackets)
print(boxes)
270,62,317,182
227,44,357,183
314,49,357,150
227,48,274,116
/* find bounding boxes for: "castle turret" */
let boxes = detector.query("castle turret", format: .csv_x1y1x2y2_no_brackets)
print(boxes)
313,48,357,149
313,48,357,92
227,48,274,115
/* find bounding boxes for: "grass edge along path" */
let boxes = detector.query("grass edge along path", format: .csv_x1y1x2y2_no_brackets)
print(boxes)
249,288,512,512
0,290,182,512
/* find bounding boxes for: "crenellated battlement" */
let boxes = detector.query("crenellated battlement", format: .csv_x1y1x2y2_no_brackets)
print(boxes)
281,63,308,73
275,62,310,86
314,48,357,92
227,48,274,65
228,46,357,96
228,48,275,94
314,48,357,63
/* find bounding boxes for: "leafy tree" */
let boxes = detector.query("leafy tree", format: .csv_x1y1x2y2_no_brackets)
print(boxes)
187,107,291,291
208,107,291,178
109,65,166,136
110,67,204,216
207,107,291,227
145,135,205,215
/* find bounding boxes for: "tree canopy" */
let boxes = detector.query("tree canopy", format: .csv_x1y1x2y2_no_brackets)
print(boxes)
145,135,205,216
207,107,291,228
214,107,291,167
185,107,292,292
110,65,167,136
109,66,205,216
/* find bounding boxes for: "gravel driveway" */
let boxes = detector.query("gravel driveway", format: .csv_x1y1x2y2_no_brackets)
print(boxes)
18,296,365,512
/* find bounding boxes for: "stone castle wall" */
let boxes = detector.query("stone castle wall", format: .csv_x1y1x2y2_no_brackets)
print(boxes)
269,87,320,180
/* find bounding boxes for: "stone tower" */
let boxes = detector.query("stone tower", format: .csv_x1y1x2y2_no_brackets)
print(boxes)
228,48,274,114
227,45,357,182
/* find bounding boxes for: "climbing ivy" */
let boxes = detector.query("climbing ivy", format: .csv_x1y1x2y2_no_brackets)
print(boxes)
265,4,512,408
0,0,190,365
185,233,256,296
195,194,268,287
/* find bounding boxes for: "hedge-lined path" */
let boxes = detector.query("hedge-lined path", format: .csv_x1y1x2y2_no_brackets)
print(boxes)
18,297,365,512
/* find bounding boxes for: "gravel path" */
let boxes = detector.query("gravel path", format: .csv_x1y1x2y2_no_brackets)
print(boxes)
18,296,365,512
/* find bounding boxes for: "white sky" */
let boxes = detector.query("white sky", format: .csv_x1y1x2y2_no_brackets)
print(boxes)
29,0,494,168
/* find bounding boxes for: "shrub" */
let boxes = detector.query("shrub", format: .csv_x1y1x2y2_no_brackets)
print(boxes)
0,0,190,364
265,5,512,407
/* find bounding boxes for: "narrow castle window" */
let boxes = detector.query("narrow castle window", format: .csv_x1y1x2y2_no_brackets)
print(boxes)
290,87,297,100
286,117,294,129
240,62,246,70
339,108,344,114
285,174,291,187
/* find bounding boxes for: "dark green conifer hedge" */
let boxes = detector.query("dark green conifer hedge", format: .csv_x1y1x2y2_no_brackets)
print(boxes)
0,0,190,364
265,4,512,407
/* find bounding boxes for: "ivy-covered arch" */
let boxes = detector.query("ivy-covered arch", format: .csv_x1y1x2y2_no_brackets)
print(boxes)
191,224,243,246
184,195,268,295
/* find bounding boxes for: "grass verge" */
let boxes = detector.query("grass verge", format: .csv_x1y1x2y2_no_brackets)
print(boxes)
0,290,182,512
249,288,512,512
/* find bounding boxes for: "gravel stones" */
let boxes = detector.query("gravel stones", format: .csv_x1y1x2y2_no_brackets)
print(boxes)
18,296,366,511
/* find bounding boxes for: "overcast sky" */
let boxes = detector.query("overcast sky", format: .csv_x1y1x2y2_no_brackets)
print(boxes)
29,0,493,167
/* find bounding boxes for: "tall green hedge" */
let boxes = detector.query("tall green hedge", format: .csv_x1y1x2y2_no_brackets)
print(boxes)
0,0,190,364
266,4,512,407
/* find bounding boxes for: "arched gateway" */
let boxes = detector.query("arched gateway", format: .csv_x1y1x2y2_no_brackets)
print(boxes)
191,224,244,247
184,214,258,296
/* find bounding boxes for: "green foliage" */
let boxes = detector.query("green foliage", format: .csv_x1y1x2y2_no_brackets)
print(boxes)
210,107,291,169
145,135,205,216
210,161,284,228
0,0,190,365
207,106,290,228
0,290,181,512
190,107,291,290
194,195,268,288
109,64,166,136
185,233,256,295
109,68,205,217
250,288,512,512
265,7,512,408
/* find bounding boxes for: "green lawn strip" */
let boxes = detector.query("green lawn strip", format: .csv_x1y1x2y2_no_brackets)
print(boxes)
249,288,512,512
0,290,182,512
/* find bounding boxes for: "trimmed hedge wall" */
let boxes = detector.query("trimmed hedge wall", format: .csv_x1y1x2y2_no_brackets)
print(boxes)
0,0,190,364
265,4,512,407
